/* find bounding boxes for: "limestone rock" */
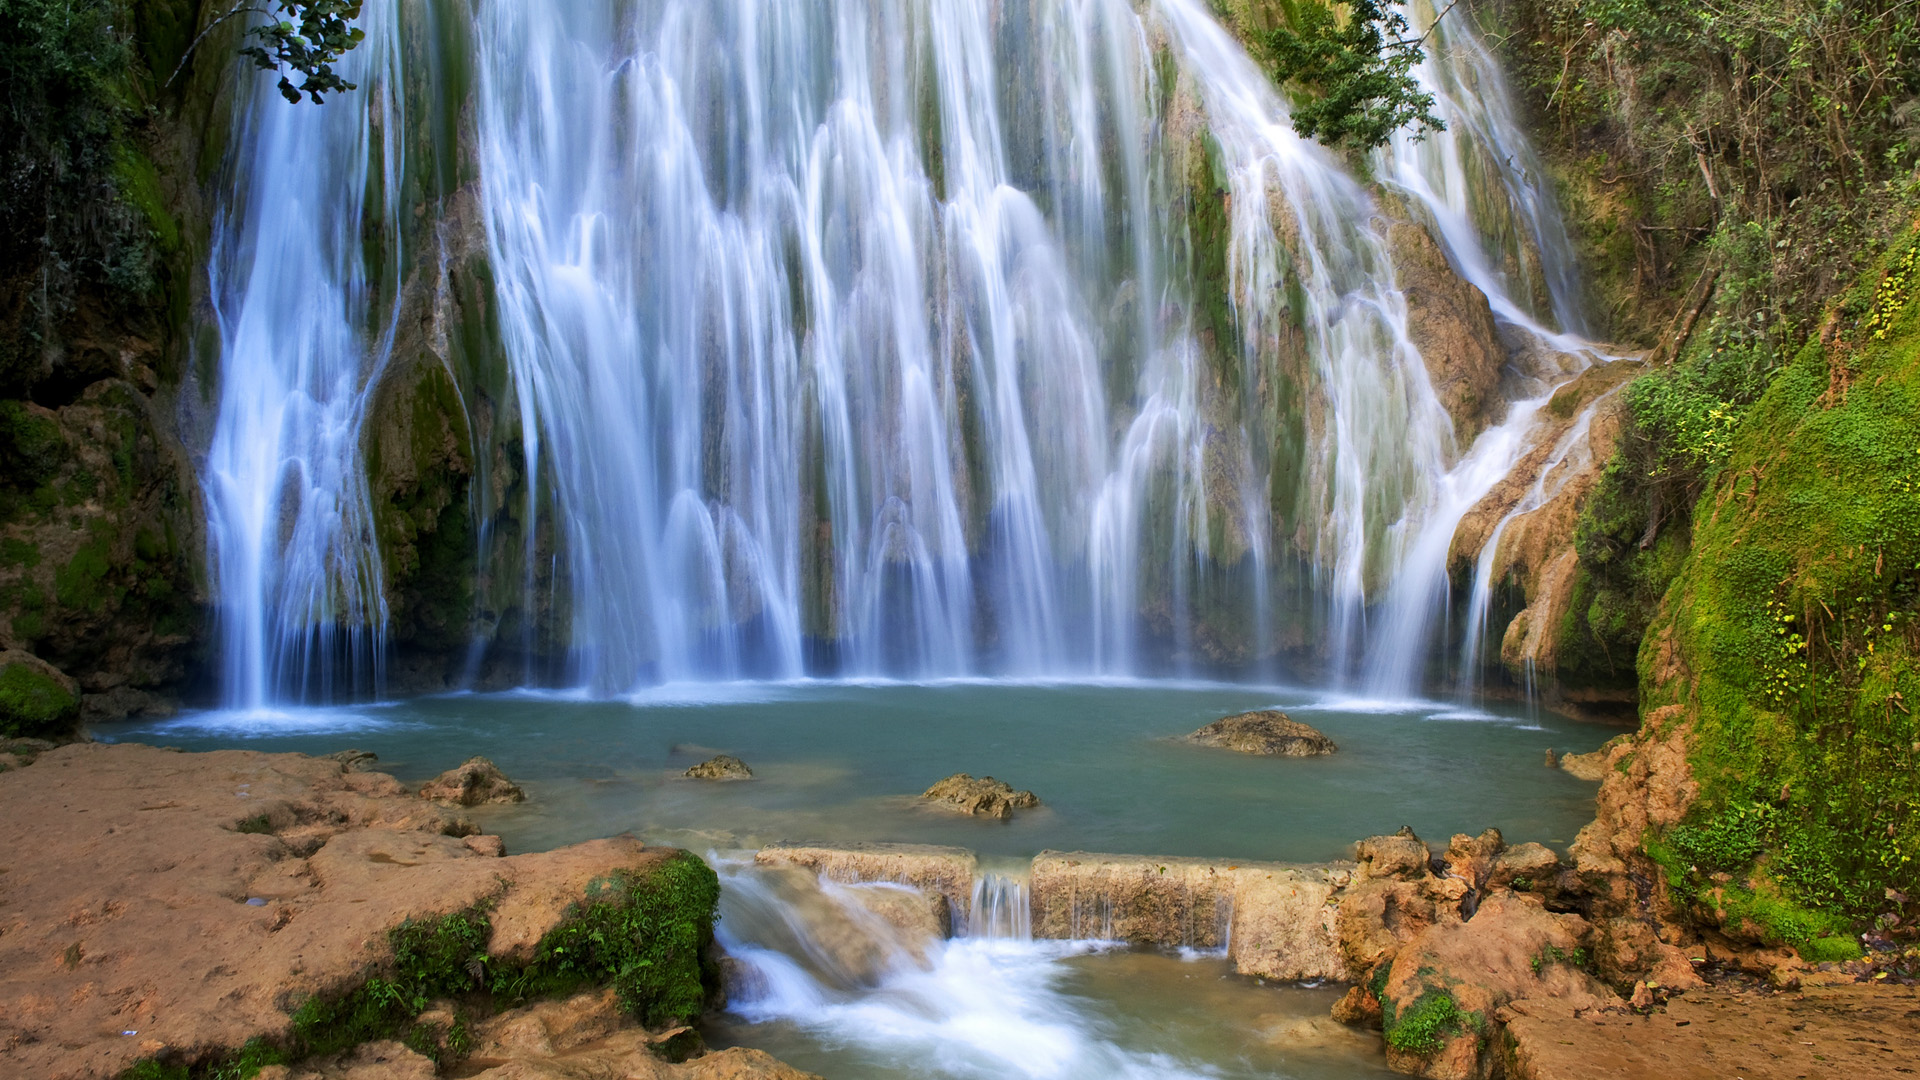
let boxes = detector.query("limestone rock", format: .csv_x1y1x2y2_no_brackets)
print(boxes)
685,754,753,780
1185,709,1336,756
920,773,1039,819
419,755,526,806
1488,842,1562,892
0,743,690,1079
326,748,380,772
1333,829,1468,979
1029,851,1350,981
755,843,977,932
1378,892,1618,1079
1558,747,1609,782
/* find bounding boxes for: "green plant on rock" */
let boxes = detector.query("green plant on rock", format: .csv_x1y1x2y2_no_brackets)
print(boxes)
1382,988,1472,1056
0,660,79,739
119,852,720,1080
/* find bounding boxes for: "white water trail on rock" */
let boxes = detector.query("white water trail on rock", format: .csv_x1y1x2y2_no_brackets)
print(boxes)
1457,390,1615,685
199,1,404,709
714,860,1212,1080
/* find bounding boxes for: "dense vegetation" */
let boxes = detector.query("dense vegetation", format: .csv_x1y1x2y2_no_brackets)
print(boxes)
1485,0,1920,946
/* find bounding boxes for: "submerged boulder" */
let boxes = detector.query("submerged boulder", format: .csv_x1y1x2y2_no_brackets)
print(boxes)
420,755,526,806
685,754,753,780
920,773,1039,819
1186,710,1336,756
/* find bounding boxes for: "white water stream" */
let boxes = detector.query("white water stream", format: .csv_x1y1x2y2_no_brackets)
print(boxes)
199,0,404,709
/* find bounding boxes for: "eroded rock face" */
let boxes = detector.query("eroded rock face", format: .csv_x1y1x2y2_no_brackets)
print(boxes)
920,773,1039,819
419,755,526,806
1186,710,1337,756
0,743,680,1080
1030,851,1351,982
754,843,977,933
685,754,753,780
1379,893,1619,1077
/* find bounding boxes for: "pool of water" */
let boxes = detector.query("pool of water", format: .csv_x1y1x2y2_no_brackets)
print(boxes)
100,680,1615,864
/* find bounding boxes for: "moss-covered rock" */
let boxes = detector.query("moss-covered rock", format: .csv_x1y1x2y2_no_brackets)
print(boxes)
1628,223,1920,947
0,649,79,738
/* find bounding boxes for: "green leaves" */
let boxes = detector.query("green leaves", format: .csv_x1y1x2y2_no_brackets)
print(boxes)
1260,0,1444,152
238,1,367,104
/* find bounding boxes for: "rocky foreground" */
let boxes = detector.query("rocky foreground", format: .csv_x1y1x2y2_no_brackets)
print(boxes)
0,742,815,1080
758,832,1920,1079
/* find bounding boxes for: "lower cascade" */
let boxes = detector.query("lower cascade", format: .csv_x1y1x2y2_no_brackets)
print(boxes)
197,0,1611,703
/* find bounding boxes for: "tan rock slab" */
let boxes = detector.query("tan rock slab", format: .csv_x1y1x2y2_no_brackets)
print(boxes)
755,842,977,932
1501,983,1920,1079
919,773,1039,819
1029,852,1352,981
0,742,675,1080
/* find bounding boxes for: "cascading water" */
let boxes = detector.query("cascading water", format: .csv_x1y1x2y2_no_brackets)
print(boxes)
202,0,1608,701
199,1,405,709
713,859,1221,1079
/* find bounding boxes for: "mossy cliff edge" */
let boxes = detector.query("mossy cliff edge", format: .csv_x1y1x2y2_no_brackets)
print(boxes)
1567,227,1920,967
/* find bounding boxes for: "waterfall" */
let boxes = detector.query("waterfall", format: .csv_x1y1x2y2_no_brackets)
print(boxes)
199,1,405,709
200,0,1608,701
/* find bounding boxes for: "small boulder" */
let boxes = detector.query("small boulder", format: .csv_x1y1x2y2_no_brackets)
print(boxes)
921,774,1039,819
1186,710,1336,756
419,756,525,807
0,651,80,740
1558,747,1608,781
685,754,753,780
325,748,380,772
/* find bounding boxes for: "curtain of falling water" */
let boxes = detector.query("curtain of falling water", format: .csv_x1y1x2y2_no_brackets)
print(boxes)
203,0,1604,703
475,0,1519,692
200,1,404,709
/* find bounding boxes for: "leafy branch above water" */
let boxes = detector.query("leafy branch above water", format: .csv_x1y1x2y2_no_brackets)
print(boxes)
171,1,366,103
1258,0,1447,152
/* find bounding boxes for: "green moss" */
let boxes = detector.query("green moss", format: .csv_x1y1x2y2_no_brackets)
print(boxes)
1382,989,1471,1056
234,814,274,835
1644,226,1920,939
120,851,721,1080
0,660,78,739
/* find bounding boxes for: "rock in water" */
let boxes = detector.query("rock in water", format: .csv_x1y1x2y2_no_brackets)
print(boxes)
685,754,753,780
420,756,526,806
921,774,1040,819
1186,710,1337,756
326,748,380,772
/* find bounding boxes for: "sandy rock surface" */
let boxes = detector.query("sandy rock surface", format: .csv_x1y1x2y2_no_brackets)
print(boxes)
0,742,672,1079
685,755,753,780
418,755,526,806
919,773,1039,819
1501,982,1920,1079
1186,710,1337,756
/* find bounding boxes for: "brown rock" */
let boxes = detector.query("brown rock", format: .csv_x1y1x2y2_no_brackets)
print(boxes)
754,843,978,933
0,743,686,1079
418,755,525,806
284,1040,437,1080
920,773,1039,819
325,749,380,772
1559,747,1610,782
1488,842,1562,892
1379,892,1619,1079
1500,983,1920,1080
1384,214,1504,443
1331,982,1383,1027
684,754,753,780
1029,852,1351,981
1185,710,1337,756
